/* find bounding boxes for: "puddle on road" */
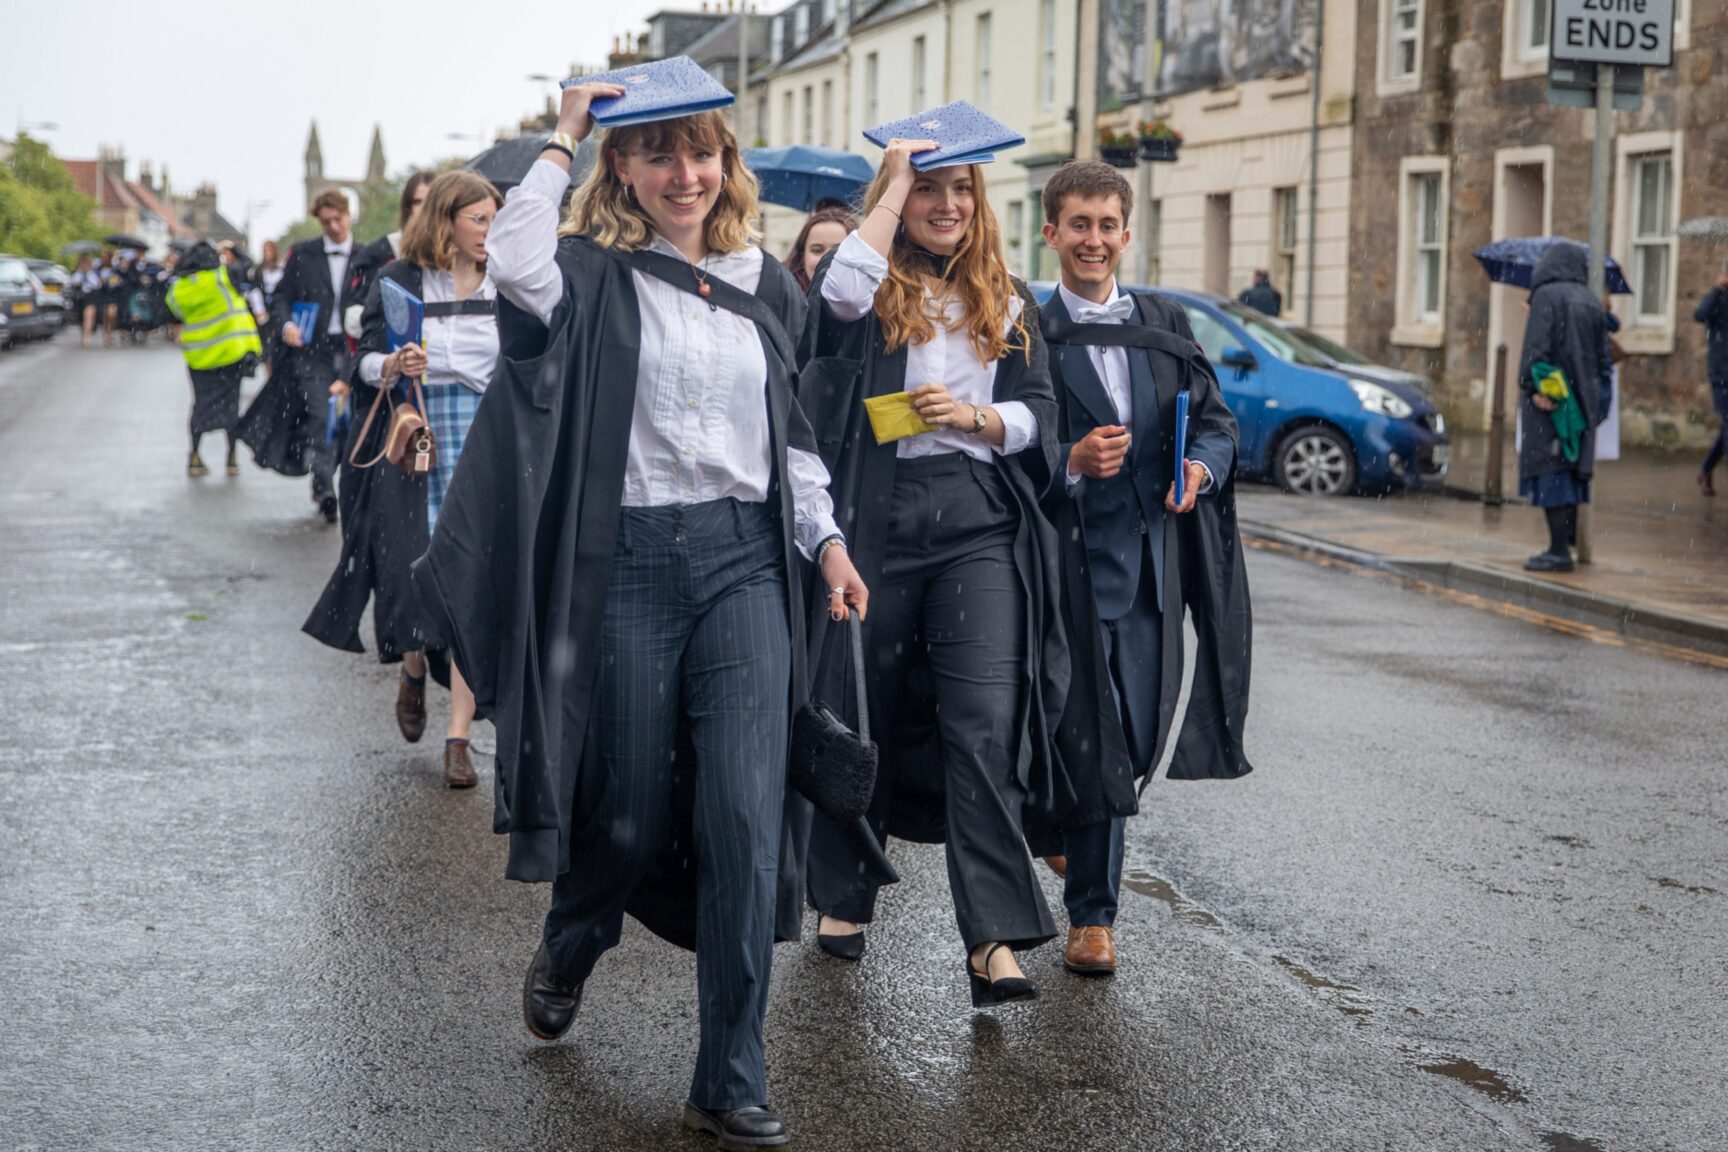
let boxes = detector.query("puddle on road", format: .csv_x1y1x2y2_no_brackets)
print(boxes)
1408,1052,1530,1104
1537,1132,1607,1152
1122,869,1225,933
1271,955,1375,1020
1653,876,1720,896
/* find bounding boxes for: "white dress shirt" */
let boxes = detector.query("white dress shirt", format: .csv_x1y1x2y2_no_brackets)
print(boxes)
820,232,1040,463
486,157,841,559
323,238,352,335
359,269,499,394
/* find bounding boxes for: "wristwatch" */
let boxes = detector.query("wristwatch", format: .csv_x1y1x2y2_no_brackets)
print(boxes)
966,405,988,435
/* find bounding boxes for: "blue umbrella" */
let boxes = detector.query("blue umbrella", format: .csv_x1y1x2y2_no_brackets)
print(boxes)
1473,236,1633,295
743,146,875,212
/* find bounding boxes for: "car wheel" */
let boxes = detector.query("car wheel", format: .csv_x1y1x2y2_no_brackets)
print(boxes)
1274,425,1356,496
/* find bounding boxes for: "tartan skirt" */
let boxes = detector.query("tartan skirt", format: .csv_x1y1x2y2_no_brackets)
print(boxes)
425,381,483,533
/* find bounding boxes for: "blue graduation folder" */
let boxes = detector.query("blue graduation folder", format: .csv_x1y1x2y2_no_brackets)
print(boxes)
379,278,423,353
1172,390,1192,506
564,56,735,129
290,301,319,339
325,394,350,444
862,101,1025,171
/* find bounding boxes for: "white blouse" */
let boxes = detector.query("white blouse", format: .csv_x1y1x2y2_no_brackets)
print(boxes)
484,157,841,559
819,231,1040,462
358,269,499,394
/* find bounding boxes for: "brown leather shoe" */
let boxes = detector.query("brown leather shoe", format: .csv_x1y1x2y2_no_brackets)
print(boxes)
395,671,427,744
1064,926,1117,975
444,740,477,789
1042,855,1068,878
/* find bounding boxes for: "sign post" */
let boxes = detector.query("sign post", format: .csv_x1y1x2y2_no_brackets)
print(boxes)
1547,0,1675,563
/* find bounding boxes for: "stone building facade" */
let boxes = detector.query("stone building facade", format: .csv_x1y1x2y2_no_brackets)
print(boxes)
1347,0,1723,446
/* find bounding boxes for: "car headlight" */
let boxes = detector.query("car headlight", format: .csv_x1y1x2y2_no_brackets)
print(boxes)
1349,380,1413,419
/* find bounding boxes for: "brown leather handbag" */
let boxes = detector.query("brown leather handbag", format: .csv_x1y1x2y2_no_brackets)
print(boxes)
350,375,436,478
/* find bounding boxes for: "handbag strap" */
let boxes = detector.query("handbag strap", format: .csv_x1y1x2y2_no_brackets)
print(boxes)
346,374,429,469
848,609,868,743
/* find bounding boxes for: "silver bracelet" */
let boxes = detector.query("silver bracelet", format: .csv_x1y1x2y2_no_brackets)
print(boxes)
817,535,845,562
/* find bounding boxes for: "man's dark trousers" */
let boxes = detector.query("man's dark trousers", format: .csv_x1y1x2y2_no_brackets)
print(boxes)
296,331,346,503
1063,534,1162,928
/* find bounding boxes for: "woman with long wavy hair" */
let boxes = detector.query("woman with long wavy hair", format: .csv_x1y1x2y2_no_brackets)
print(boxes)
416,79,867,1149
797,137,1068,1007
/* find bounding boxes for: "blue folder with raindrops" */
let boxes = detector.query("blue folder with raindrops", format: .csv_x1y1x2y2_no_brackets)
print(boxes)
563,56,735,129
379,278,423,353
862,101,1025,170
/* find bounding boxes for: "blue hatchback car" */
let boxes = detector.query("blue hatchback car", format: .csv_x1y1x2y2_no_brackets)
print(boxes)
1030,284,1450,495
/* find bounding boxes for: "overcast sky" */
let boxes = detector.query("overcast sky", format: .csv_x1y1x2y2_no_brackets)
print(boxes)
3,0,674,246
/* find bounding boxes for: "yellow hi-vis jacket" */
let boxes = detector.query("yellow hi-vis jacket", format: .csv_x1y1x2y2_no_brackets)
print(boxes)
167,266,262,371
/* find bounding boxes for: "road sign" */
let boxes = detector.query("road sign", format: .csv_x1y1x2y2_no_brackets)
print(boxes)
1551,0,1675,68
1547,55,1643,111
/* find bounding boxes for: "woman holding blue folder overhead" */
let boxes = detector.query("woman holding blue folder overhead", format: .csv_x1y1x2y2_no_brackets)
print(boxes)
797,107,1070,1008
414,61,866,1151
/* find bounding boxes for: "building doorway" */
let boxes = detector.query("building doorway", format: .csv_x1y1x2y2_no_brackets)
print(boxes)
1487,151,1552,426
1205,193,1232,296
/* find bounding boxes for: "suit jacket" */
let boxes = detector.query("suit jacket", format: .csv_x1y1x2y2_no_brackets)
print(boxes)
268,236,352,346
1045,290,1235,619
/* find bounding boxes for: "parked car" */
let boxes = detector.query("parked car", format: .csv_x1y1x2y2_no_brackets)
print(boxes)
0,255,60,347
26,260,73,328
1273,319,1436,397
1029,282,1449,496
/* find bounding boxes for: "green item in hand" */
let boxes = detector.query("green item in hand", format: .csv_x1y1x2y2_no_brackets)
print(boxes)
1531,360,1587,464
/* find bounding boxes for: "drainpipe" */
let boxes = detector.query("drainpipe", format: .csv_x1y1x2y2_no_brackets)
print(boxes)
943,0,954,102
1304,0,1325,328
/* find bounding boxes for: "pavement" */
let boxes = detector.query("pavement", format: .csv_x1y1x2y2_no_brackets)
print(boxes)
1235,430,1728,661
2,337,1724,1152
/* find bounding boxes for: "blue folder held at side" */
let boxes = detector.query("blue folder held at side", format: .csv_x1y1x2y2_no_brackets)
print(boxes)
290,301,319,339
1173,390,1192,506
862,101,1026,170
563,56,735,129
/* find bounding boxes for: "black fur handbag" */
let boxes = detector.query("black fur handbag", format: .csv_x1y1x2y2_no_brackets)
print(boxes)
790,610,877,822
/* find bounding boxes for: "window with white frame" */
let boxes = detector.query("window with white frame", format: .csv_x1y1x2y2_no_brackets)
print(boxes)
976,13,993,109
794,4,809,46
771,16,784,62
1395,157,1449,344
821,0,836,23
1273,187,1299,313
1384,0,1422,84
782,91,794,145
1517,0,1548,60
821,79,834,146
1040,0,1058,112
801,85,814,145
865,52,880,128
1629,151,1674,322
912,36,927,111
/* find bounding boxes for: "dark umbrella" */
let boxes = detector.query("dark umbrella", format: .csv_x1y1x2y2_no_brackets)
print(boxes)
104,233,148,251
1473,236,1632,294
743,146,875,212
462,133,597,193
1676,217,1728,245
61,240,103,255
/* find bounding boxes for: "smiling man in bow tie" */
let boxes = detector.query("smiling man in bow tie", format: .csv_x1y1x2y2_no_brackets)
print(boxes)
1032,160,1251,977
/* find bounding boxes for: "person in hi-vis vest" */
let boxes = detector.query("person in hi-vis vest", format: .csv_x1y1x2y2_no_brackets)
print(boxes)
166,241,263,477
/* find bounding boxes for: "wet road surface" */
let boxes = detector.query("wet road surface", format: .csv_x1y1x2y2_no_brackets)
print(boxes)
1,341,1721,1151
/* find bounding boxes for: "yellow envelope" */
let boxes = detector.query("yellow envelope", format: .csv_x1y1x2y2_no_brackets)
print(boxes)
863,391,937,445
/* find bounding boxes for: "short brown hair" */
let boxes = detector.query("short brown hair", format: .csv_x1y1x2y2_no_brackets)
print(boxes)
399,171,502,272
1041,161,1134,227
309,188,350,218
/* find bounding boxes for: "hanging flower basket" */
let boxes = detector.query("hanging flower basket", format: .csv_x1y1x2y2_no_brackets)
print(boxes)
1136,120,1183,162
1098,128,1138,169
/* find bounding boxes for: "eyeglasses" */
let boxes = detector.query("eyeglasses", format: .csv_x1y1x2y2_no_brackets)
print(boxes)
457,211,495,227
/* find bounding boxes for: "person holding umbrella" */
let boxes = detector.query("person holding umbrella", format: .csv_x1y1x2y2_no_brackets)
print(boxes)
1517,243,1609,572
1694,260,1728,495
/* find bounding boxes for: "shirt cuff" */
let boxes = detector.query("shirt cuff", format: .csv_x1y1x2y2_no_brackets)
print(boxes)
820,232,888,320
358,351,387,384
521,156,572,202
1065,465,1083,488
992,400,1039,455
1193,460,1215,494
788,445,843,560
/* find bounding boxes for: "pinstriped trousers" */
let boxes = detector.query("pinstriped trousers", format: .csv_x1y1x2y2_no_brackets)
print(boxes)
542,498,791,1112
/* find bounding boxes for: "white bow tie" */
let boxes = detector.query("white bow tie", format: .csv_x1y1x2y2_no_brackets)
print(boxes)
1077,296,1134,323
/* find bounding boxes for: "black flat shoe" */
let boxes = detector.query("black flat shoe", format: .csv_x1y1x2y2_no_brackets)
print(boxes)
1523,552,1575,573
967,942,1038,1008
319,495,339,524
522,943,582,1041
816,917,866,961
683,1103,790,1150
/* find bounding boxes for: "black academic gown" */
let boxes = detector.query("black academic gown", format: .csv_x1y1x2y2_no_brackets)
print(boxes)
796,255,1072,911
237,237,350,474
411,238,824,950
301,260,435,664
1034,290,1255,845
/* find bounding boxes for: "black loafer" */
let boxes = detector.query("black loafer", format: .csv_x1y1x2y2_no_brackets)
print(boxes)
522,943,582,1041
319,495,338,524
682,1103,790,1150
1523,552,1575,573
817,928,866,961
